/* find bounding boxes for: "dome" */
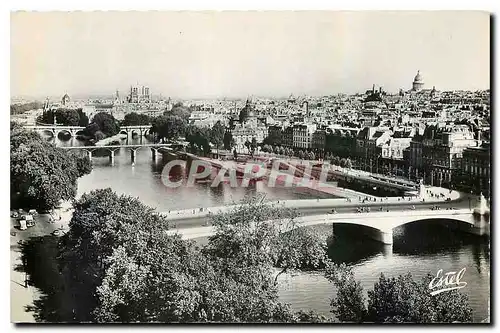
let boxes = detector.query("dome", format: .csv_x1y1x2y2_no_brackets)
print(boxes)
413,70,423,83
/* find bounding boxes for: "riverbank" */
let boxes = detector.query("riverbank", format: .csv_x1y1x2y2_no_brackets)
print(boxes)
94,133,128,146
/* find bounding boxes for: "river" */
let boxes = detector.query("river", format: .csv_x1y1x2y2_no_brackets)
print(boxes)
52,135,491,323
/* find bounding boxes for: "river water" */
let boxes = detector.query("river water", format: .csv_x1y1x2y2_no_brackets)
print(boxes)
53,135,491,323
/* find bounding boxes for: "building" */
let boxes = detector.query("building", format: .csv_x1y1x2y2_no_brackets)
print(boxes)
292,123,317,149
311,128,326,152
412,70,424,92
128,85,151,104
61,93,70,106
231,99,267,152
325,127,360,158
356,127,392,171
421,124,478,187
283,126,294,148
453,142,491,196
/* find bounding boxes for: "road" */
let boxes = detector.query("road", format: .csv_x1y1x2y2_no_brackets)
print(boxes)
167,193,473,230
10,212,66,323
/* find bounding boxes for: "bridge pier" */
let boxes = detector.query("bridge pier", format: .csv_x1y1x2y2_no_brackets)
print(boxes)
129,148,140,164
86,149,93,161
373,229,393,245
107,148,120,165
151,148,159,162
109,150,115,165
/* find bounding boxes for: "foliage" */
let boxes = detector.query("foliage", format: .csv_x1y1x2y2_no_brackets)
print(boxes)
325,263,366,322
11,101,44,115
57,190,330,323
185,125,211,156
366,273,473,323
82,112,119,140
36,108,89,127
92,112,120,137
151,115,186,143
10,123,92,210
250,138,257,156
210,121,225,152
325,263,473,323
121,112,152,126
223,131,233,150
262,132,282,147
205,196,329,282
58,188,172,322
165,103,191,120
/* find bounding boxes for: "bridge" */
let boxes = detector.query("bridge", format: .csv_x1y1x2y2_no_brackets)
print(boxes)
59,143,172,164
25,124,153,138
25,125,86,138
118,125,153,137
164,191,490,245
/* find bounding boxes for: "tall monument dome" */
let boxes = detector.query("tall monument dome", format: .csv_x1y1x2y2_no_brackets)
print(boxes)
412,70,424,91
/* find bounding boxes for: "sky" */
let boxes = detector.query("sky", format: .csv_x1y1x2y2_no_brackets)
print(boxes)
10,11,490,99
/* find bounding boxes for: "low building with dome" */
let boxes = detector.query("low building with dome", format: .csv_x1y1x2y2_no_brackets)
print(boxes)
412,70,424,91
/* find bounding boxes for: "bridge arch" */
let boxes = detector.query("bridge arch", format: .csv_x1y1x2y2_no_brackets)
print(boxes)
390,216,475,231
40,129,55,137
119,129,129,136
56,129,73,139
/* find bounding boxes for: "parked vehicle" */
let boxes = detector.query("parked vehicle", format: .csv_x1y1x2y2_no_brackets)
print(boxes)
19,214,34,228
51,229,63,236
19,219,27,230
11,211,19,218
28,209,38,216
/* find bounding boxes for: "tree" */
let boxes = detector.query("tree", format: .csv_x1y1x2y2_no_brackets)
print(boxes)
244,140,251,154
223,131,233,150
77,109,89,127
210,121,225,155
325,263,473,323
11,101,44,115
165,103,191,120
55,109,80,126
250,137,257,156
58,188,173,322
122,112,152,126
37,110,56,124
10,123,92,210
331,156,341,166
325,263,366,322
59,190,327,323
84,112,120,139
366,273,472,323
151,115,186,143
205,196,329,283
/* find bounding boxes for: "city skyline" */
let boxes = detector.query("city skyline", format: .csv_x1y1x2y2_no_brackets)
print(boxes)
11,11,490,99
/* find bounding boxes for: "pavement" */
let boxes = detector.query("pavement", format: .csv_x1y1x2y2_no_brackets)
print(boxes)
164,187,471,230
10,204,72,323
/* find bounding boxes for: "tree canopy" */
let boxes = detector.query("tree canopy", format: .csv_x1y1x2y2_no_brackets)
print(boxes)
11,101,44,115
83,112,120,140
164,103,191,120
56,191,329,323
151,115,186,143
36,108,89,127
210,121,225,152
10,123,92,210
325,263,473,323
121,112,152,126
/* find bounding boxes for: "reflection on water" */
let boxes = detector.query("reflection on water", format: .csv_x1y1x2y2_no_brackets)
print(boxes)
278,222,490,323
49,135,490,322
